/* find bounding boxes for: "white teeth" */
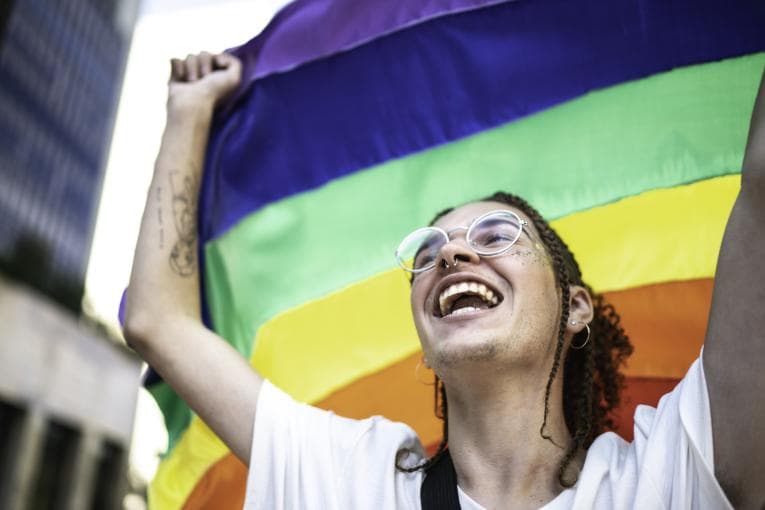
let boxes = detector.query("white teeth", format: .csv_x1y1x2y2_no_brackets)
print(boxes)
448,306,479,316
437,280,501,317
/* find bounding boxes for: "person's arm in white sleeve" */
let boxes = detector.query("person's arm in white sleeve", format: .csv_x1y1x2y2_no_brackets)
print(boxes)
123,52,265,465
703,65,765,508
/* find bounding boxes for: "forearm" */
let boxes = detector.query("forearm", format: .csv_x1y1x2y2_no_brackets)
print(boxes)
703,65,765,506
125,100,213,340
121,53,260,463
742,67,765,185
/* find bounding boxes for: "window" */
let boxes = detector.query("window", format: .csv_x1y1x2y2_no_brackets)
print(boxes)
89,439,125,510
0,399,25,507
28,419,80,510
0,0,14,47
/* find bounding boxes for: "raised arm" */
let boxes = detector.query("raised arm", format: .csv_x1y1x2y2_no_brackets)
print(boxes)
703,66,765,508
124,53,263,463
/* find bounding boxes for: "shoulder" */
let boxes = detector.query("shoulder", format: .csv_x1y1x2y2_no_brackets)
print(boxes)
249,380,424,509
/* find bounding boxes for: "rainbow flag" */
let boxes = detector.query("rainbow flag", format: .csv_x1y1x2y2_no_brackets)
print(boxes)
144,0,765,507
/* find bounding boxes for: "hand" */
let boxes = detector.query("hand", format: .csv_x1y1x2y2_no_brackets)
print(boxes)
167,52,242,113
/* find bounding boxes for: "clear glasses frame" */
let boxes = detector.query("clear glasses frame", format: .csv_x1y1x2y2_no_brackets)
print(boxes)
395,209,531,274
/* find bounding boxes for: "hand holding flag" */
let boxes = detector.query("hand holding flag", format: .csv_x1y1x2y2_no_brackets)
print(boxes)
167,52,241,113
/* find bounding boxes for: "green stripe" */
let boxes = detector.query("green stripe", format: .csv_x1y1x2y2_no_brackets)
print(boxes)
149,383,192,455
205,53,762,362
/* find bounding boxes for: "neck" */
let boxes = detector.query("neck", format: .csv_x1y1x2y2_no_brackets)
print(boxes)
441,365,580,509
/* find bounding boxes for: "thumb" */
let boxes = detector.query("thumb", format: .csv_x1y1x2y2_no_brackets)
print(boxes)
214,53,242,76
213,53,242,92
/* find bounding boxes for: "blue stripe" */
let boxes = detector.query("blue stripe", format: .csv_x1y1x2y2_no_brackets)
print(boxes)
200,0,765,243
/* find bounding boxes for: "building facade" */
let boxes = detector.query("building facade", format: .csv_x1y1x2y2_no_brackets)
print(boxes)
0,276,142,510
0,0,138,311
0,1,142,509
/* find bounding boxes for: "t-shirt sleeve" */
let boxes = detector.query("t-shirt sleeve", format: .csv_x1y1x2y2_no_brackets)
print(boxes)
629,351,733,509
572,351,734,509
243,379,424,510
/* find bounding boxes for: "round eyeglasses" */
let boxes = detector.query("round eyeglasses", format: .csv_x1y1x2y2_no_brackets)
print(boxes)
395,210,530,273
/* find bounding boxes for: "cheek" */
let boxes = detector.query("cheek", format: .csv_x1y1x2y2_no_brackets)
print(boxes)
509,246,551,267
533,266,560,307
409,271,435,309
409,282,427,321
409,281,435,347
511,253,560,312
534,270,563,337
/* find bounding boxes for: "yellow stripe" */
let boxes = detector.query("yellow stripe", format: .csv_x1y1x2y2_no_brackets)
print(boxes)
252,268,418,402
149,418,228,510
153,174,739,507
556,174,739,292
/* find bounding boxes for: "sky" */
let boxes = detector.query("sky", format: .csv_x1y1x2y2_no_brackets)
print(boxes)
85,0,291,486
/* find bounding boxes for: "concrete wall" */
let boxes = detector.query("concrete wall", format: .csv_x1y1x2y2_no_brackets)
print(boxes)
0,275,141,510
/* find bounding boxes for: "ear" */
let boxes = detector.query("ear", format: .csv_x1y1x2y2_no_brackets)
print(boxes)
566,284,594,335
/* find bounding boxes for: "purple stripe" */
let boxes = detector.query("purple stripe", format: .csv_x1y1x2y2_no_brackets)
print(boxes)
227,0,514,100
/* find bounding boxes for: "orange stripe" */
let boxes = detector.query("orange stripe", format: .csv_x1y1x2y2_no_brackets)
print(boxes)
611,375,680,442
317,351,442,442
182,455,246,510
604,278,711,378
315,278,712,444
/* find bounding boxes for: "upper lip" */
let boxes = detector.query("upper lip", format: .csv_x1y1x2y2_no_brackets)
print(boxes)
431,272,504,317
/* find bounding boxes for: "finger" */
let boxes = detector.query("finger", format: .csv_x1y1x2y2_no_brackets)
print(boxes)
215,53,242,81
212,53,242,91
199,51,213,77
170,58,185,81
185,54,199,81
213,52,236,70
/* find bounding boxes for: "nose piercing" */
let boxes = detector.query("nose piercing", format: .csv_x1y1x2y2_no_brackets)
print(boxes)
444,258,458,269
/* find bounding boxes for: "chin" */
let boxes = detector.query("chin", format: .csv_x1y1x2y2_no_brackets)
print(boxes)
430,333,504,369
429,328,547,374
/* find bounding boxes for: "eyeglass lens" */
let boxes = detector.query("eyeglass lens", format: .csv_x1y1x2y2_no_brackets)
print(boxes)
397,229,447,272
468,215,522,253
396,212,523,271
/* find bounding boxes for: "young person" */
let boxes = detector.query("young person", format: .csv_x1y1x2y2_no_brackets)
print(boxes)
125,52,765,509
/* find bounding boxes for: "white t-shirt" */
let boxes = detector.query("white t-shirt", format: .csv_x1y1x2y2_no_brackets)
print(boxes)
244,355,732,509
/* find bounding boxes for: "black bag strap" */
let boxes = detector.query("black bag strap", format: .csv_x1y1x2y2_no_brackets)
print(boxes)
420,450,461,510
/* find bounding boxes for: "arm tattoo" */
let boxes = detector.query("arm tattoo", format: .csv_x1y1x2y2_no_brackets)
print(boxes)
168,171,199,277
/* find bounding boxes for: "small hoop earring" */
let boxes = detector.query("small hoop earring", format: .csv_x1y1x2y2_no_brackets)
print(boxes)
569,320,590,350
415,358,434,385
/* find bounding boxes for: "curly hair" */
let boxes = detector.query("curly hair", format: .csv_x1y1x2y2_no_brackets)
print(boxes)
399,191,634,487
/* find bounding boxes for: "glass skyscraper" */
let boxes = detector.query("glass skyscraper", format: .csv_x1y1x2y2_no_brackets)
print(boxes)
0,0,137,312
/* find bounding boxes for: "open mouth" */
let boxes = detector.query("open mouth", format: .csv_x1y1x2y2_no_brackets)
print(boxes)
435,280,503,318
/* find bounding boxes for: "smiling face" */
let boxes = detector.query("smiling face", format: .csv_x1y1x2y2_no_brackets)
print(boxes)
411,201,563,374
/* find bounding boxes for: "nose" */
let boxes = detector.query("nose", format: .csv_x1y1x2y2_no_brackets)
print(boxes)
435,234,480,270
